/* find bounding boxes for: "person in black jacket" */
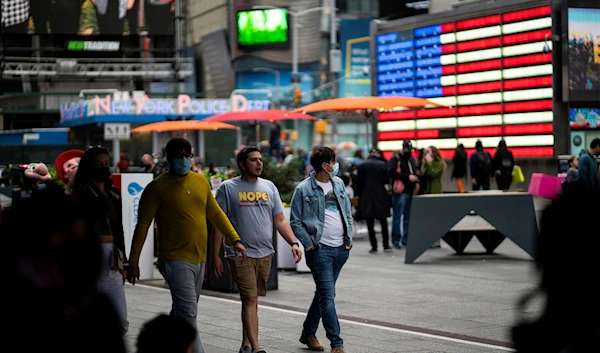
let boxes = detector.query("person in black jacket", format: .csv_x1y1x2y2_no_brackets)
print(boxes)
469,140,494,191
357,149,391,253
71,146,129,335
452,144,468,193
388,140,419,248
2,188,126,353
512,185,600,352
493,140,515,190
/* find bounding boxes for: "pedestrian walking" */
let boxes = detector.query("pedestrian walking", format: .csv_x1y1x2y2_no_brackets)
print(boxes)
211,146,302,353
566,156,579,184
2,189,126,353
356,148,391,253
493,140,515,190
451,144,467,193
71,146,129,335
577,138,600,190
128,137,247,353
470,140,494,191
388,140,419,248
290,146,353,353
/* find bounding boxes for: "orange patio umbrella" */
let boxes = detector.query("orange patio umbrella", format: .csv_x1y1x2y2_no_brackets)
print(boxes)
203,110,317,147
203,109,316,123
131,120,238,133
132,120,238,162
293,96,445,113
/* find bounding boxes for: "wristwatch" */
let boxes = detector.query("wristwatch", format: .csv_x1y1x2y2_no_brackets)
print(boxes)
290,242,299,247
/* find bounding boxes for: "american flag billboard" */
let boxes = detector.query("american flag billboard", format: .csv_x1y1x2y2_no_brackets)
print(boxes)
375,5,555,159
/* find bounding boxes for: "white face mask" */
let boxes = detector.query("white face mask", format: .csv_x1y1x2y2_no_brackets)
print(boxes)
326,163,339,177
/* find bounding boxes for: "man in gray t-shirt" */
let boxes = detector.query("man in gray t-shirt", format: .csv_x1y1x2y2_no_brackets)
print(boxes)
212,146,302,353
216,176,282,257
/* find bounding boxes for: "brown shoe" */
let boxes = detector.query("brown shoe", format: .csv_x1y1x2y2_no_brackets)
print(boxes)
299,334,324,351
331,347,345,353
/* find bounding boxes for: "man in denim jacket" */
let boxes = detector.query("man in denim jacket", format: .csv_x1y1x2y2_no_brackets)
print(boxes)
290,146,353,353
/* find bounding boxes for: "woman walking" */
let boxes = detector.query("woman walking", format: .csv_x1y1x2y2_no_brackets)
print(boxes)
71,146,129,335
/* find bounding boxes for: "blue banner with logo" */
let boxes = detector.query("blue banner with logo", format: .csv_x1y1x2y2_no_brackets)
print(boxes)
339,19,372,98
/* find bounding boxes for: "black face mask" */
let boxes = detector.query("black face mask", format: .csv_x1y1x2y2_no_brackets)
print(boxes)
403,151,412,158
90,166,111,182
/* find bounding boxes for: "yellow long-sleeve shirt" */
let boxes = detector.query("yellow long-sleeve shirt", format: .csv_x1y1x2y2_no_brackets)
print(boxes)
129,172,240,267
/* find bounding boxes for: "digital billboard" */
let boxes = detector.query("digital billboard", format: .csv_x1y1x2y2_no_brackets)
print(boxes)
339,18,371,98
237,8,290,50
567,4,600,102
375,5,555,158
570,107,600,129
0,0,174,35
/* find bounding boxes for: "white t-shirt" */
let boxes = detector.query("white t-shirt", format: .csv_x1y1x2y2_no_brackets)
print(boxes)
316,180,345,247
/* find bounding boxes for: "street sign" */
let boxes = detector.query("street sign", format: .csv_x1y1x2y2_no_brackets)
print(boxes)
104,123,131,140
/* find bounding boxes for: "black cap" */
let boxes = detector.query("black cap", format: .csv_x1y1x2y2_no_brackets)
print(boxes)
369,148,381,156
402,140,413,150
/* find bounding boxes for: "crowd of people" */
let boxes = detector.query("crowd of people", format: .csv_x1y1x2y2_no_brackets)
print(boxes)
2,135,599,353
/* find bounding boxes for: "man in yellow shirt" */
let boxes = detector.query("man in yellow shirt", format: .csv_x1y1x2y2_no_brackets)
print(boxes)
128,137,246,353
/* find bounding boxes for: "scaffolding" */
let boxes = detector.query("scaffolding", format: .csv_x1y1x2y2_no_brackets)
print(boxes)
1,57,193,79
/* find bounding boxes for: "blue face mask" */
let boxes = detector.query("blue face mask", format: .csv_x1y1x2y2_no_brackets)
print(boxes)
327,163,339,177
172,157,192,175
153,158,159,164
37,183,47,191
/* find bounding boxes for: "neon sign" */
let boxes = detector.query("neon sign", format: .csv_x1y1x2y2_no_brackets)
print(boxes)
60,93,271,122
375,5,555,158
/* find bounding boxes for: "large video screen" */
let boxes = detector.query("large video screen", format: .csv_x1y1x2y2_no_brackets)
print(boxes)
1,0,174,35
568,8,600,91
237,8,289,50
375,5,555,158
570,107,600,129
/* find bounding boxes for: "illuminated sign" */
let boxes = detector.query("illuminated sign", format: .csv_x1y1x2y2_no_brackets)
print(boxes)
375,5,555,158
67,41,121,52
59,93,271,122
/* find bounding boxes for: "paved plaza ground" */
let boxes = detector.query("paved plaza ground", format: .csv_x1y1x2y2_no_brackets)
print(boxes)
126,229,540,353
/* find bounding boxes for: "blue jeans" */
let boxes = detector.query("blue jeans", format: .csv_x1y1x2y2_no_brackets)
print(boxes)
158,261,206,353
303,244,350,348
391,193,413,246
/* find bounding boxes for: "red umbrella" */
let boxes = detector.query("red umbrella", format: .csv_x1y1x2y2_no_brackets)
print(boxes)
203,109,317,122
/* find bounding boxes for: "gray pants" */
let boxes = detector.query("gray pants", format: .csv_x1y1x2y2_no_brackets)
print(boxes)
159,261,206,353
98,243,129,335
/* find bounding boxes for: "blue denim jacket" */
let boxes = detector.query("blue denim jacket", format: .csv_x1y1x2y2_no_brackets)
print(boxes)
290,172,353,250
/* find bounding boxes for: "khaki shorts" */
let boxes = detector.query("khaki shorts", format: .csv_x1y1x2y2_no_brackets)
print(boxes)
227,254,273,298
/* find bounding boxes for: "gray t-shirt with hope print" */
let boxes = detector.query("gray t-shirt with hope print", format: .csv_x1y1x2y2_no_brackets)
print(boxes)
215,177,284,258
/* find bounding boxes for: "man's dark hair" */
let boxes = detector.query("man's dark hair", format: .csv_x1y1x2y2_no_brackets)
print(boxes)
475,140,483,149
591,138,600,149
237,146,261,170
165,138,192,160
310,146,336,172
137,314,196,353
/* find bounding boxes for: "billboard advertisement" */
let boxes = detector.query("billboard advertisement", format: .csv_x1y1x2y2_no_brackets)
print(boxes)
111,173,155,280
236,8,290,50
568,6,600,100
1,0,174,35
338,18,372,98
375,5,555,159
570,107,600,129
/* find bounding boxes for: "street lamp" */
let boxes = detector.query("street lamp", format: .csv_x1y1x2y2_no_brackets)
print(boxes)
252,67,280,106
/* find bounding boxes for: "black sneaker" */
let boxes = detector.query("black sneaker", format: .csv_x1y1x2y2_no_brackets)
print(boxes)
369,248,378,253
383,247,393,252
